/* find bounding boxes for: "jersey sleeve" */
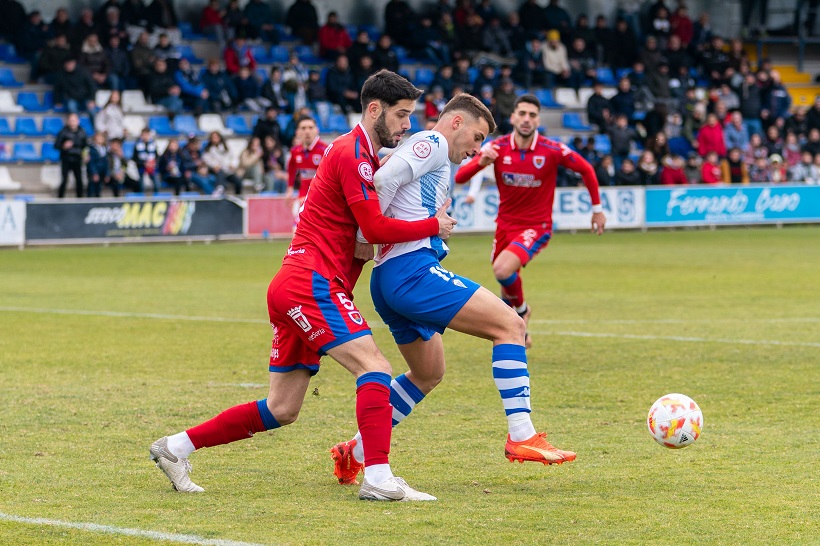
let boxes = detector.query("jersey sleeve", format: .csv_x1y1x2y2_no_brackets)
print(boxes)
335,146,380,207
454,154,484,184
287,150,297,188
556,143,602,206
395,132,449,181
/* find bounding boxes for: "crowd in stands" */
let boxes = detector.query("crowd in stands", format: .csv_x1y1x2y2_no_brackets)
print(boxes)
1,0,819,197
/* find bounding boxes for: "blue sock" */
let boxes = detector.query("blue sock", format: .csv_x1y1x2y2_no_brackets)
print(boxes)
256,399,281,430
492,344,536,441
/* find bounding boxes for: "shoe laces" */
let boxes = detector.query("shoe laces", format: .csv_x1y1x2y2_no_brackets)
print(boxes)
182,458,193,474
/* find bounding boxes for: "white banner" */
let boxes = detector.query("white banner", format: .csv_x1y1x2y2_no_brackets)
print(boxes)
450,186,645,232
0,201,25,246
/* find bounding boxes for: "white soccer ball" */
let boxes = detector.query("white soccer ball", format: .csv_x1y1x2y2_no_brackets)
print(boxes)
647,393,704,449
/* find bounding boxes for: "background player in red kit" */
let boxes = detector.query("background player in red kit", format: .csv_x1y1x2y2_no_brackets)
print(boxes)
286,115,327,224
150,70,457,502
455,94,606,348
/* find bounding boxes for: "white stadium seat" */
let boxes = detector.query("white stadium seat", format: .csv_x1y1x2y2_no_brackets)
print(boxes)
40,165,62,190
95,89,112,107
0,90,23,113
0,166,21,190
124,115,147,137
199,113,229,135
554,88,582,109
122,90,162,113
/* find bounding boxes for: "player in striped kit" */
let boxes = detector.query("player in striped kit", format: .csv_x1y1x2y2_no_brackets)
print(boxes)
330,94,577,491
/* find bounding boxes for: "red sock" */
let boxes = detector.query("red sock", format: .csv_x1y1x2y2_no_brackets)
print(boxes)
186,401,266,449
502,274,525,309
356,382,392,467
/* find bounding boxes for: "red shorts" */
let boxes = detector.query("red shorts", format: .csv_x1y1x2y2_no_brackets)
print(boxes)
267,265,371,374
492,226,552,266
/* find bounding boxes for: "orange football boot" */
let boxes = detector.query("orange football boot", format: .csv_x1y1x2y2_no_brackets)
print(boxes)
505,432,576,465
330,439,364,485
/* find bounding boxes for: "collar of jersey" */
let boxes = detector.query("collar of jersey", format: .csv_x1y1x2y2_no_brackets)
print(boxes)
356,122,376,157
509,133,538,152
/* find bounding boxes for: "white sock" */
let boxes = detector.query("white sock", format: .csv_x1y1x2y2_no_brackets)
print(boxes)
352,432,364,463
363,463,393,485
515,302,528,315
508,412,537,442
167,431,196,458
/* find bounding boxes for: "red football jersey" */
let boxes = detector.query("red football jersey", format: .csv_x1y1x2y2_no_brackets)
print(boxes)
456,133,601,231
287,136,329,198
283,124,379,291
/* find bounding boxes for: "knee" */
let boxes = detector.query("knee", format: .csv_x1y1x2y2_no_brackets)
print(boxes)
267,399,300,426
411,367,445,393
492,260,516,281
501,308,527,344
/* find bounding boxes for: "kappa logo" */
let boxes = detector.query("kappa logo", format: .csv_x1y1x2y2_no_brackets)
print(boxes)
287,306,312,332
426,134,440,146
413,140,432,158
348,311,364,325
533,155,545,169
358,161,374,182
516,386,531,397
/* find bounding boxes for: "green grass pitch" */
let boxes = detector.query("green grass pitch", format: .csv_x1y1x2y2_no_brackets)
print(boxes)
0,226,818,545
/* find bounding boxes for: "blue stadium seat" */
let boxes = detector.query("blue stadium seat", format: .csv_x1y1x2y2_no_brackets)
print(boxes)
178,45,204,64
414,68,435,87
225,115,252,136
42,117,64,136
178,22,204,41
0,44,26,63
79,117,94,135
0,144,11,161
633,110,647,121
42,91,60,111
0,119,13,137
408,114,421,133
270,45,290,63
0,68,23,87
17,92,48,112
125,192,145,198
615,68,631,81
173,114,202,136
12,142,40,162
467,67,479,84
562,113,592,131
363,24,381,41
250,45,273,64
13,194,35,201
595,67,616,86
277,114,291,129
326,113,350,133
669,136,693,157
293,45,320,64
148,116,177,136
41,142,60,162
15,117,43,137
393,45,409,62
594,134,612,154
534,89,562,109
153,191,173,198
122,141,136,158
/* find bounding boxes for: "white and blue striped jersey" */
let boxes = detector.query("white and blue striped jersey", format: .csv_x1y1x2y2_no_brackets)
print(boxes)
374,130,452,266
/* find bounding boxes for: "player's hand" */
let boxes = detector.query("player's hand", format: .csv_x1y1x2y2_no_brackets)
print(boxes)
354,241,374,261
380,153,392,166
478,144,499,167
464,195,475,205
435,198,456,239
591,212,606,235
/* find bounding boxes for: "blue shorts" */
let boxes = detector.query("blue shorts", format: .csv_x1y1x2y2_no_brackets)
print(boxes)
370,248,481,345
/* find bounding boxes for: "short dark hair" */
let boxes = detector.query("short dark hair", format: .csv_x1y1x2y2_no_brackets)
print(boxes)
440,92,497,134
360,69,423,110
296,115,316,128
513,93,541,110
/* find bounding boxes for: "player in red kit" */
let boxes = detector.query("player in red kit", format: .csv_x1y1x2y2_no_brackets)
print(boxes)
455,94,606,348
150,70,456,502
286,115,328,225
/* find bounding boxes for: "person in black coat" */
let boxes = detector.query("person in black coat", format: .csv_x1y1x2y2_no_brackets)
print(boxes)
147,0,179,31
55,113,89,198
286,0,319,45
53,58,97,114
587,81,612,133
325,54,360,114
252,106,282,144
86,132,110,198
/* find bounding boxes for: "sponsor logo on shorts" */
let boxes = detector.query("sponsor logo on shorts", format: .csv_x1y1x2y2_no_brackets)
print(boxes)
308,328,326,341
533,156,545,169
287,306,312,332
287,247,306,255
413,141,432,158
271,348,279,360
358,162,374,182
348,311,364,325
520,229,538,248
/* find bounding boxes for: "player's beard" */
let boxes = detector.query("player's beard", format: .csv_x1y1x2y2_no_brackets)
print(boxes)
374,111,402,148
515,124,536,139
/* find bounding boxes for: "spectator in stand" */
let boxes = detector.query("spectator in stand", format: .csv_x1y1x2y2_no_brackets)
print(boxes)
748,156,771,183
700,150,723,183
55,113,88,198
610,17,639,70
86,132,110,198
262,134,288,192
383,0,416,46
670,5,693,46
610,77,636,123
567,37,596,93
587,81,612,133
223,0,248,40
745,132,768,163
79,34,114,90
648,6,671,48
690,12,713,54
53,58,97,115
130,31,155,96
437,12,459,56
153,32,181,72
767,70,792,120
234,65,270,112
472,64,498,95
786,107,809,138
720,147,749,183
697,112,727,158
105,35,130,90
305,69,326,107
637,150,660,184
244,0,278,43
727,38,747,71
544,0,572,37
683,101,707,149
660,154,688,185
99,6,129,48
348,29,373,68
201,58,237,112
647,61,671,101
174,57,209,114
280,106,309,147
286,0,319,45
49,8,73,41
147,0,179,33
95,90,127,140
181,136,216,193
790,150,820,183
482,15,515,61
615,157,641,185
224,35,255,76
724,111,750,152
106,138,129,196
133,127,159,192
664,35,691,77
806,96,820,132
813,155,820,183
666,110,684,138
714,83,740,111
325,54,359,114
158,138,189,194
572,14,596,51
609,113,639,169
17,10,50,83
684,151,702,183
318,11,352,61
236,136,266,192
542,30,569,88
803,127,820,156
494,78,517,134
69,9,96,55
121,0,150,29
282,51,310,107
593,15,614,65
701,35,730,85
260,65,290,112
646,132,671,159
252,105,282,143
769,154,787,183
764,124,784,157
452,57,474,94
38,34,73,85
518,0,546,35
203,131,242,195
372,34,399,73
639,35,663,73
783,132,802,167
738,71,763,137
353,54,376,91
149,58,184,113
595,154,616,186
431,65,456,98
200,0,228,47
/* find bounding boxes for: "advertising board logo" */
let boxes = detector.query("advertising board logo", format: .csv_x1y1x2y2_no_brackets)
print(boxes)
83,201,196,235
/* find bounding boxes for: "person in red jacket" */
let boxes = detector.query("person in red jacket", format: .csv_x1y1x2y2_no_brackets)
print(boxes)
697,112,727,158
700,151,723,183
659,154,689,185
223,35,256,75
318,11,352,60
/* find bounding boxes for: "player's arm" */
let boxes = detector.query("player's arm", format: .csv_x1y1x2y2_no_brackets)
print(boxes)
560,148,607,235
351,199,452,244
285,152,297,198
372,154,414,213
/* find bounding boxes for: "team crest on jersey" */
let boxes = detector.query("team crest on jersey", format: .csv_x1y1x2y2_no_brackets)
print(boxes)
295,155,303,163
502,156,512,165
358,161,374,181
533,156,545,168
312,155,321,165
348,311,364,325
287,306,312,332
413,141,432,158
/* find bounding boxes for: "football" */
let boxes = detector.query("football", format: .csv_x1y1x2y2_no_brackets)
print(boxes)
647,393,704,449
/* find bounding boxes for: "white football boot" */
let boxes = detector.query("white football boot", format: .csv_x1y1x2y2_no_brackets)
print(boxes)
359,476,437,501
149,436,204,493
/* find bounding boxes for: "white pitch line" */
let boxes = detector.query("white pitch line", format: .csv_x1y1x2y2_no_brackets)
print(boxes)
531,317,820,325
0,306,269,324
0,512,270,546
531,330,820,348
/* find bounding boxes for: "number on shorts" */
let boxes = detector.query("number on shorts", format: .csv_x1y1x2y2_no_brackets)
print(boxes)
336,293,355,310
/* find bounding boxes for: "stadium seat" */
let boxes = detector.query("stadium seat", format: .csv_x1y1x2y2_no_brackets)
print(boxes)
15,117,43,137
42,117,64,136
0,68,23,87
225,115,252,136
13,194,35,201
178,44,204,64
250,45,273,64
153,191,173,198
669,136,693,157
293,45,320,64
326,113,350,133
173,114,202,136
578,87,595,106
0,91,23,113
554,88,581,109
0,166,21,190
40,165,61,188
79,117,94,135
199,113,227,134
17,92,49,112
314,101,332,128
0,119,13,137
270,45,290,63
277,113,291,129
95,89,112,106
125,192,145,198
122,140,136,158
409,114,421,133
12,142,41,162
178,21,203,41
562,112,592,131
393,45,410,62
41,142,60,162
123,115,147,136
593,134,611,154
42,91,61,112
595,68,616,86
0,43,25,63
534,89,562,109
122,90,160,113
633,110,647,121
156,139,170,155
148,116,177,136
414,68,435,87
615,68,631,81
